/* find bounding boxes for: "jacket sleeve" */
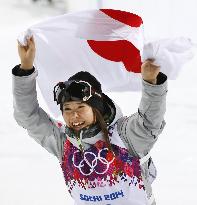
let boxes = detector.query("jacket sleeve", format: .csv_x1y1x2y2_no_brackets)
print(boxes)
117,72,168,157
12,65,65,161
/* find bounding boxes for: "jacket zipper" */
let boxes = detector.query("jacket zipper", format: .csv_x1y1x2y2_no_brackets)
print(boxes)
76,130,84,154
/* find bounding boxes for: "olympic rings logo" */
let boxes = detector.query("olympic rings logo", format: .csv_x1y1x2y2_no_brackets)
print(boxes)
72,148,115,176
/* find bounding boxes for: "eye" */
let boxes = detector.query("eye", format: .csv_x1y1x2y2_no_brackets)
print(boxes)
64,107,71,111
78,105,85,109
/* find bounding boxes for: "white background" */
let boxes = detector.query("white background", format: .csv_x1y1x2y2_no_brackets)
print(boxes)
0,0,197,205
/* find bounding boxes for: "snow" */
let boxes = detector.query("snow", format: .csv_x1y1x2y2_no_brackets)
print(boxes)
0,0,197,205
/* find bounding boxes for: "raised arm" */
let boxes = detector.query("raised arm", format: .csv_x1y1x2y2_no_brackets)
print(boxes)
13,37,65,161
117,59,167,157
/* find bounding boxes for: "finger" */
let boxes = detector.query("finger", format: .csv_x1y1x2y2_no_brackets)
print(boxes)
29,36,35,50
144,59,160,68
142,60,152,68
145,58,160,68
26,39,32,51
150,62,160,68
30,35,34,43
143,58,155,64
146,58,155,62
27,38,31,46
17,41,26,52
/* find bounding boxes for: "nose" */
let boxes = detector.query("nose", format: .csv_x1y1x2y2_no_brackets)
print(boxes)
71,111,79,119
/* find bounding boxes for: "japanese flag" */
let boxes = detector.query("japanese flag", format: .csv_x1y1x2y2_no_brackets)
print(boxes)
18,9,195,117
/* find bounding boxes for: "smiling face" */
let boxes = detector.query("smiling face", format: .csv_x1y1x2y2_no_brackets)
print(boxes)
62,101,95,131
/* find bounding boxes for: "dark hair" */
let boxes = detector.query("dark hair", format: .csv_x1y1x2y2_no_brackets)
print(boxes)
92,108,112,151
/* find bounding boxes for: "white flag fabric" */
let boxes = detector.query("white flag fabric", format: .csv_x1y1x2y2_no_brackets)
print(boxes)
18,9,196,117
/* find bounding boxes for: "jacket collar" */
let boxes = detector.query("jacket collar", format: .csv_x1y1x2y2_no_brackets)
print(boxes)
65,123,101,140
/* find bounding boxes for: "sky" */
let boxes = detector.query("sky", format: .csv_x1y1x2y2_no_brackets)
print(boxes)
0,0,197,205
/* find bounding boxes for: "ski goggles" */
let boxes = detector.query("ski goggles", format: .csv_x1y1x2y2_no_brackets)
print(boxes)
53,80,102,105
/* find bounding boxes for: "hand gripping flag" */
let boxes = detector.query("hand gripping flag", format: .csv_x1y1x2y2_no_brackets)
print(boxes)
18,9,196,117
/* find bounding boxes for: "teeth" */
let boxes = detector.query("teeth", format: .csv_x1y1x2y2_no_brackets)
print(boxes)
72,122,84,126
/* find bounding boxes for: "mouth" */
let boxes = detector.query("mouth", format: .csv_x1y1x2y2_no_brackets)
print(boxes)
71,121,85,130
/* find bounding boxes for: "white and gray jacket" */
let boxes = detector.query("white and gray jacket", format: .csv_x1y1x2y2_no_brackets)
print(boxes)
12,65,167,204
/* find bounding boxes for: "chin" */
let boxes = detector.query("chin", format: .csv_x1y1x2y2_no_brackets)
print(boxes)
72,125,87,132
